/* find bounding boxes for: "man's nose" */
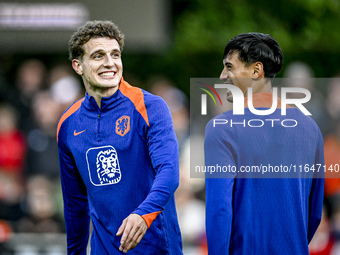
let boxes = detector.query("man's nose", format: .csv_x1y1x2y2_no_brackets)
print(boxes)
104,54,114,67
220,69,228,81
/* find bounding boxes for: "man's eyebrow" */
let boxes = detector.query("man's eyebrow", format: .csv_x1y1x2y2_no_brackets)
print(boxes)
90,49,104,57
90,48,121,57
224,61,233,66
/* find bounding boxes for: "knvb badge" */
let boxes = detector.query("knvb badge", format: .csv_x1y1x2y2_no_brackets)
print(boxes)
86,145,122,186
116,115,130,137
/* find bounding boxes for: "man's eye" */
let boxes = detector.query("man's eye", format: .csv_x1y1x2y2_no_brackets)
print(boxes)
94,54,102,59
112,53,120,58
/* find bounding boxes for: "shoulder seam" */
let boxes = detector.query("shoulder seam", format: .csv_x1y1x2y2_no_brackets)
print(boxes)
119,80,150,126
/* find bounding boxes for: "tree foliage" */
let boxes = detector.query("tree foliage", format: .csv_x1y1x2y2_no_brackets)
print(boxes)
173,0,340,54
126,0,340,95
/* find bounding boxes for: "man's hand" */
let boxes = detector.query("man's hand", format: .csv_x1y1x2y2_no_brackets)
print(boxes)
116,213,148,253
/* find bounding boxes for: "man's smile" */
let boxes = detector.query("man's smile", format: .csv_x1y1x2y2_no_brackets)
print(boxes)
99,71,116,78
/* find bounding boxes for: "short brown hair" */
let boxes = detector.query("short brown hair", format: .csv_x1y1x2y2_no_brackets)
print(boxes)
69,20,125,60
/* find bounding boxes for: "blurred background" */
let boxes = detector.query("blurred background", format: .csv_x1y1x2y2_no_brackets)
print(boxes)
0,0,340,254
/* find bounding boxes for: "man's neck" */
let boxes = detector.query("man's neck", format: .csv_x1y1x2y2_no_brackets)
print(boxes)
251,78,272,94
86,86,119,108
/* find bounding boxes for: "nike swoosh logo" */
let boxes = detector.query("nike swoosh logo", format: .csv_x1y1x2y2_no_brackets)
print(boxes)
74,130,86,136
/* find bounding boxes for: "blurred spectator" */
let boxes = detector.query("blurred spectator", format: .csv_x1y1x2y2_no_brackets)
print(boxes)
0,104,26,227
23,63,82,178
323,118,340,199
149,76,189,150
0,219,13,253
330,198,340,254
180,136,205,198
0,172,25,225
25,91,63,178
13,59,47,133
16,175,64,233
17,59,46,98
175,174,206,255
0,103,26,177
178,136,207,255
48,63,83,107
283,61,328,134
325,77,340,123
0,70,16,106
309,205,336,255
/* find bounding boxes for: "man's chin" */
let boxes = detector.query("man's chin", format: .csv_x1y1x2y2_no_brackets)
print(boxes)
99,81,120,88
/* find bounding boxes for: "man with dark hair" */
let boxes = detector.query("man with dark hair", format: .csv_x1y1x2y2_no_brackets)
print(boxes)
57,20,183,254
205,33,324,254
223,33,283,79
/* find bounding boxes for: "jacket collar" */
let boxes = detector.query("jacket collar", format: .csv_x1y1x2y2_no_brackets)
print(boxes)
83,78,126,112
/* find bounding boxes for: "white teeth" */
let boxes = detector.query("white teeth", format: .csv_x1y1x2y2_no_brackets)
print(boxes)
100,72,115,78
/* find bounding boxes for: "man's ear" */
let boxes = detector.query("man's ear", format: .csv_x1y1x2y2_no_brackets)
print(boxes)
72,59,83,75
253,62,264,79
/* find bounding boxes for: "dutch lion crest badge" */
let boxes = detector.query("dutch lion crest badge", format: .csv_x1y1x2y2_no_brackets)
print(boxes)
116,115,130,137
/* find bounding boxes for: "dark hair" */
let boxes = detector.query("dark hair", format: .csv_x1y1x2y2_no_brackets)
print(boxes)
223,33,283,78
69,20,125,60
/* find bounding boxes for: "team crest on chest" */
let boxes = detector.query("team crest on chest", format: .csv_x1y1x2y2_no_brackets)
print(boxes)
116,115,130,137
86,145,121,186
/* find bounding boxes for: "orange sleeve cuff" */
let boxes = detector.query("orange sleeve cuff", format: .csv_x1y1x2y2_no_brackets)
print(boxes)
141,211,162,228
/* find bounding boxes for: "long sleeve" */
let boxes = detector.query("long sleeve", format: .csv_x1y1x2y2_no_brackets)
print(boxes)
58,133,90,254
132,97,179,227
307,129,325,243
204,118,237,255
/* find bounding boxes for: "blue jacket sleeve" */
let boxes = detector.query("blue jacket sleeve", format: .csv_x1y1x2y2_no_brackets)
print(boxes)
307,129,325,243
205,118,237,255
58,129,90,254
132,97,179,227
